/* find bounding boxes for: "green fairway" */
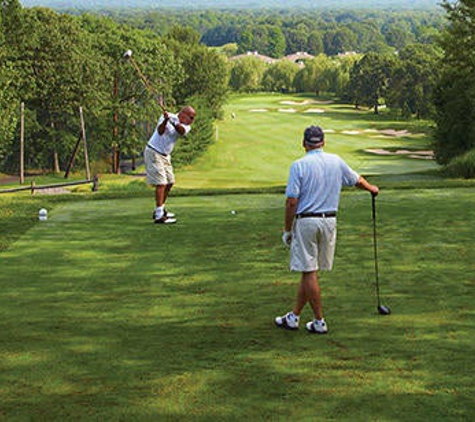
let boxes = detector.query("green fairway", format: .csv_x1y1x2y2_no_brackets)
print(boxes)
177,93,437,189
1,190,474,420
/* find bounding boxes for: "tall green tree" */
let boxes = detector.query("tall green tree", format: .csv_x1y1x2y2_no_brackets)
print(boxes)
261,60,299,93
292,53,356,96
284,24,310,55
0,23,20,166
348,52,396,114
168,38,228,118
229,56,265,92
382,22,416,50
22,8,109,172
323,27,358,56
434,0,475,164
387,44,442,119
306,30,324,56
266,25,286,58
173,95,214,168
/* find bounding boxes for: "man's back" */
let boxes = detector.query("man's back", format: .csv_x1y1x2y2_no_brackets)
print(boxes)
286,150,359,214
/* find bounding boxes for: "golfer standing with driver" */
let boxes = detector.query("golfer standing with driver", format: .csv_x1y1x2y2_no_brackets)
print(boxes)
275,125,379,334
145,105,196,224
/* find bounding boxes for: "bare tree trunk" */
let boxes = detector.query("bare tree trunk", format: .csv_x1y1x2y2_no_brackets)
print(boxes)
53,150,60,173
20,102,25,184
51,121,60,173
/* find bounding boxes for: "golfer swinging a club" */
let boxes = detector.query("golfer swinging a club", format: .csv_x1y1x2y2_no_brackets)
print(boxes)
275,125,379,334
145,105,196,224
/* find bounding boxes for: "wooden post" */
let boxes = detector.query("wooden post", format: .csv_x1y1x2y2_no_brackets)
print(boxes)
30,180,35,195
92,174,99,192
79,106,91,180
112,70,119,174
20,102,25,185
64,134,82,179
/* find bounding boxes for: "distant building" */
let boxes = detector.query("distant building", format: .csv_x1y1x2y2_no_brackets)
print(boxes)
284,51,315,65
229,51,277,64
229,51,317,67
337,51,358,57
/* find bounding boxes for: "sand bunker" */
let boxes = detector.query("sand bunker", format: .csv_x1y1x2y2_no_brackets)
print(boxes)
365,148,434,159
278,108,297,113
379,129,409,137
337,128,423,138
249,109,268,112
280,100,334,105
304,108,325,113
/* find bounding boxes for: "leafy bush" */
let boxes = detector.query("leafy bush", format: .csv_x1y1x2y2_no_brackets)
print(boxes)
173,96,215,168
444,149,475,179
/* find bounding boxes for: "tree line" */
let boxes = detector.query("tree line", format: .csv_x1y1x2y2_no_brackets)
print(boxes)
0,0,228,175
1,1,473,176
103,8,445,58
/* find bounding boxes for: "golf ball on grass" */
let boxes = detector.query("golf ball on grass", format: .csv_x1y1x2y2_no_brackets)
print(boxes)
38,208,48,221
230,210,237,215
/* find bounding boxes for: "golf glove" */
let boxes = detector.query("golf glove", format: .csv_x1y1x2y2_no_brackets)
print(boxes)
282,231,292,247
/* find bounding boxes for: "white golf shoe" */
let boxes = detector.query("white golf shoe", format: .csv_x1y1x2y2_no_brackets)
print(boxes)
154,216,177,224
275,312,299,330
164,209,175,218
153,209,176,222
305,319,328,334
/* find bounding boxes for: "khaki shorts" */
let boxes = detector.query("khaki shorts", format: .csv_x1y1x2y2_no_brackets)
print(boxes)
144,147,174,185
290,217,337,272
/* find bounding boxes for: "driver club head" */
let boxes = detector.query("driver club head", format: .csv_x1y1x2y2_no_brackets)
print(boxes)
378,304,391,315
123,49,133,59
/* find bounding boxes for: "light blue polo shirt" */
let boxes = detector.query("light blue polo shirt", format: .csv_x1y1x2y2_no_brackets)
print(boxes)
285,149,360,214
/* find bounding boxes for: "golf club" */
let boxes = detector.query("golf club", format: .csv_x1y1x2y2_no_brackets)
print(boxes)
371,193,391,315
122,49,167,113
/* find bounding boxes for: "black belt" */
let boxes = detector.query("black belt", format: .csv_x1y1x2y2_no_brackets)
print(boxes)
296,212,337,219
146,144,167,157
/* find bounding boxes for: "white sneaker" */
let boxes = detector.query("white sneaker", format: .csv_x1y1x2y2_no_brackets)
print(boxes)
275,312,299,330
164,209,175,218
154,216,177,225
306,319,328,334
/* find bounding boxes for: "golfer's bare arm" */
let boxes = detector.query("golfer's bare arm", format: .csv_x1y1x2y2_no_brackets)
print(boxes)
172,122,186,136
158,115,168,135
356,176,379,196
157,114,186,136
285,197,298,232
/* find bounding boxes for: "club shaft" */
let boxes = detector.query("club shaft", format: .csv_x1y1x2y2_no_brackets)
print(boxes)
372,194,382,307
128,58,167,113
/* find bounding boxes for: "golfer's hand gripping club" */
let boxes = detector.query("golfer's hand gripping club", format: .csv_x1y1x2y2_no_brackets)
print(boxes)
282,231,292,247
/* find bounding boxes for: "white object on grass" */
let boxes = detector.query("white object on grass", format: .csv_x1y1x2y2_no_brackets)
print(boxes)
39,208,48,221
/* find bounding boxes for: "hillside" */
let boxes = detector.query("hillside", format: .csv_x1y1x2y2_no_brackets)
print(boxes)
21,0,441,11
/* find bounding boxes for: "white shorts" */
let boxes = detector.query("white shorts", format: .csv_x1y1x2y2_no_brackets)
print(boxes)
144,147,174,186
290,217,337,272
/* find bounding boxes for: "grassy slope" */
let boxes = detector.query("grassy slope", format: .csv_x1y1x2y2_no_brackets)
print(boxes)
177,93,437,189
